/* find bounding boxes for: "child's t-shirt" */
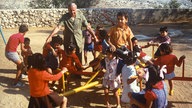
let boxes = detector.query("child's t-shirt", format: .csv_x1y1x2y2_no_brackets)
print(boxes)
121,65,140,103
153,54,180,74
5,33,24,52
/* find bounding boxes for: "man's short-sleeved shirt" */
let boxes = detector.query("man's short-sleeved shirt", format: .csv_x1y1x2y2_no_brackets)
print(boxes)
108,25,134,48
58,11,88,52
5,33,24,52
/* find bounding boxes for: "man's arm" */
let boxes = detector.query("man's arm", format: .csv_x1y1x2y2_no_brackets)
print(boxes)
46,25,63,43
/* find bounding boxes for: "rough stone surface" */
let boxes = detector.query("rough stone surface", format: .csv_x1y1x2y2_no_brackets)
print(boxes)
0,9,192,29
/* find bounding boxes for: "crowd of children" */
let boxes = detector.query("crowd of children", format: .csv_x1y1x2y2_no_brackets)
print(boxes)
5,10,186,108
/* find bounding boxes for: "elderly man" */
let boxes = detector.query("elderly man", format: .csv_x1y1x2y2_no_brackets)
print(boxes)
46,3,96,63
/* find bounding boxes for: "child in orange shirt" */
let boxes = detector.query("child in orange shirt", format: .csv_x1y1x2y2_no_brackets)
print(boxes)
107,11,134,52
153,43,185,95
27,53,67,108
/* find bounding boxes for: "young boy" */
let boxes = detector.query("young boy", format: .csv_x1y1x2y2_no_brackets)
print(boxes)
131,37,151,64
148,26,171,58
21,37,33,75
107,11,134,52
83,21,95,66
5,24,29,87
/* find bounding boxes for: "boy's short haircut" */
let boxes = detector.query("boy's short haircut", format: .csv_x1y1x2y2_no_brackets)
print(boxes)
87,20,92,24
19,24,28,33
160,26,168,32
67,44,76,52
24,37,30,42
51,35,63,45
117,11,128,19
96,24,104,30
131,37,138,43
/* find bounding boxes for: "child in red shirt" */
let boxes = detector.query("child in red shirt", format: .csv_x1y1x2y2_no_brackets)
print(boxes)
59,44,84,90
28,53,67,108
5,24,29,87
153,43,185,95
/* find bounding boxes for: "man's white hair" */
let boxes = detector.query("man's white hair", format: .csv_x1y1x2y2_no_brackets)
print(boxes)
68,3,77,8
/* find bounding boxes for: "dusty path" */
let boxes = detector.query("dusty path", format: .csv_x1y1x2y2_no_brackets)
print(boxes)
0,23,192,108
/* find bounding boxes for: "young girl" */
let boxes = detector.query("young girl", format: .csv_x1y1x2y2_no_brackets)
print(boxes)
121,51,140,107
27,53,67,108
100,48,121,108
129,65,167,108
153,43,185,95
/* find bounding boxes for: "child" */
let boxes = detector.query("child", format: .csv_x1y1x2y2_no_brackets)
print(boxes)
43,35,63,72
94,24,104,58
131,37,151,64
27,53,67,108
129,65,167,108
121,51,140,107
100,48,121,108
153,43,185,95
21,37,33,74
107,11,134,52
148,26,171,58
83,21,95,66
59,44,84,87
99,29,110,54
5,24,29,87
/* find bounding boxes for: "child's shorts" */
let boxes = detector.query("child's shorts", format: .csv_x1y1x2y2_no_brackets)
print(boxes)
5,51,21,64
84,42,94,51
165,72,175,80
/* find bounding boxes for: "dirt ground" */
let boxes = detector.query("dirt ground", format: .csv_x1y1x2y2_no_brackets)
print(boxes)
0,22,192,108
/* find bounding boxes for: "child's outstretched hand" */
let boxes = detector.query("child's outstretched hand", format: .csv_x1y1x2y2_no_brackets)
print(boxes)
61,67,68,74
180,55,186,60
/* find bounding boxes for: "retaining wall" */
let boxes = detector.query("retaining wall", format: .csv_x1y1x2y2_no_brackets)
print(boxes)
0,8,192,28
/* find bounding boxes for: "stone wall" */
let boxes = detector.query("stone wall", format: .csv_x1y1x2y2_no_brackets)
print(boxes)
0,8,192,28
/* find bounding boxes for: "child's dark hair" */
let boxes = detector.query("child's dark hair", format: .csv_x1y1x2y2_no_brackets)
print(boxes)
66,44,76,53
96,24,104,30
50,35,63,47
145,65,163,90
160,26,168,32
131,37,137,43
99,29,108,40
124,51,137,66
19,24,28,33
87,20,92,24
27,53,47,70
24,37,30,43
117,11,128,19
159,43,172,55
